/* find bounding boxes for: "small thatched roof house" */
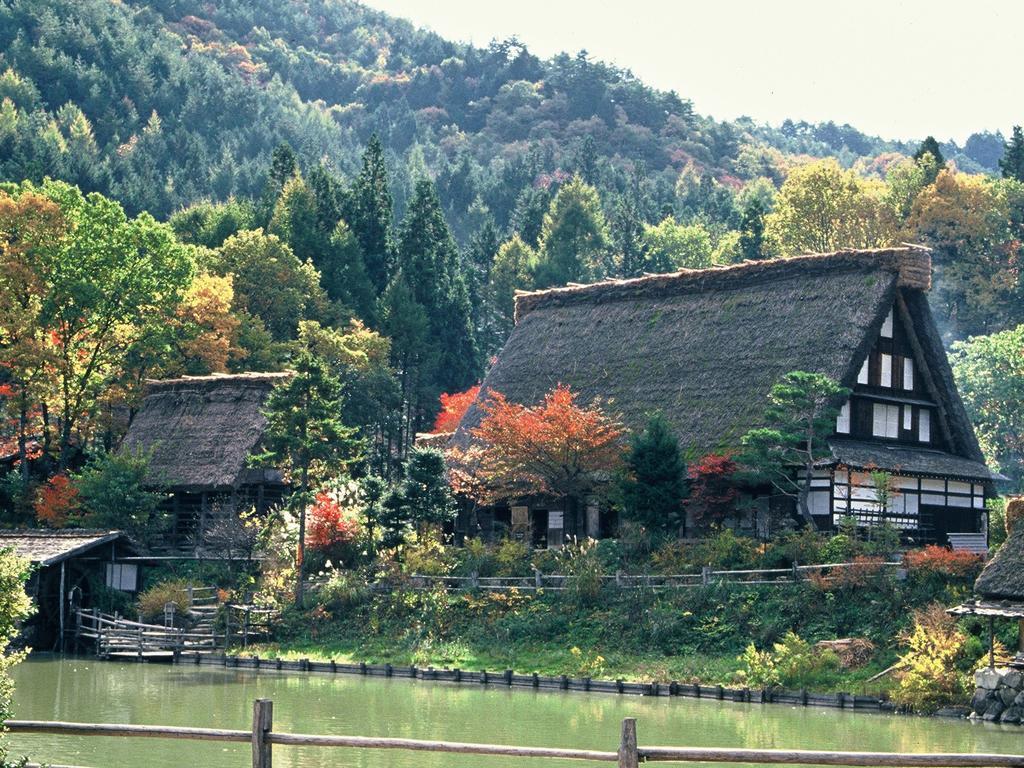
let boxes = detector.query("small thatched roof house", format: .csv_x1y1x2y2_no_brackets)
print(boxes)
0,529,137,648
120,372,292,548
950,501,1024,663
456,247,999,545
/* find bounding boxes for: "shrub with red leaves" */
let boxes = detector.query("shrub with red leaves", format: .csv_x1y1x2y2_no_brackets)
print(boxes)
904,545,983,579
307,492,360,555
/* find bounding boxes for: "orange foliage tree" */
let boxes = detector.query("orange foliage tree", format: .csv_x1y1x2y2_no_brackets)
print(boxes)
433,384,480,432
33,474,79,528
452,385,624,528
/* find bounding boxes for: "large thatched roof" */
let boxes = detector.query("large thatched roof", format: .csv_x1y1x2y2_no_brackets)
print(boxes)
456,248,986,475
120,373,291,492
975,524,1024,600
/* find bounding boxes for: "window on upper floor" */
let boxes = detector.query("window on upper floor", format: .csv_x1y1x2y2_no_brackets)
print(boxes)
836,401,851,433
880,353,892,388
919,409,931,442
872,403,900,439
880,309,893,338
902,357,914,391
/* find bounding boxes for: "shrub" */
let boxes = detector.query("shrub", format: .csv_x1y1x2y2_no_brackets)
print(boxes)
891,604,971,713
137,579,194,622
402,531,455,576
690,529,758,569
650,539,693,574
0,549,32,766
761,529,827,568
904,546,983,579
737,631,839,689
807,556,886,591
307,491,361,566
318,571,371,609
560,540,605,604
494,537,531,576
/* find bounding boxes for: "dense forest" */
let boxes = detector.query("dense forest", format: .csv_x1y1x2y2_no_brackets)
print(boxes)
1,0,1023,503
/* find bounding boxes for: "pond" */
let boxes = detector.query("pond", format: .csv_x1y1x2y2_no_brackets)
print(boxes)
7,655,1023,767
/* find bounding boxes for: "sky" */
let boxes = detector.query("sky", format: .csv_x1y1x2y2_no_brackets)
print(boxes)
364,0,1021,145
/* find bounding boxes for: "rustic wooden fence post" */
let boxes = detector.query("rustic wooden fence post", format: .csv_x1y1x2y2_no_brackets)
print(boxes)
251,698,272,768
617,717,638,768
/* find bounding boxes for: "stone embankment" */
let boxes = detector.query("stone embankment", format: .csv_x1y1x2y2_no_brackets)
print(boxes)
971,667,1024,723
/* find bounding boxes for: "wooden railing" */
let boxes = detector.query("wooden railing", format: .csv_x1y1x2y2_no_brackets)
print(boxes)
7,700,1023,768
390,561,906,592
75,610,217,658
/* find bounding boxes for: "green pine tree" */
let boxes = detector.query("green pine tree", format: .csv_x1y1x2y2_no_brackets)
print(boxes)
348,135,395,293
739,197,766,261
913,136,946,184
616,413,688,536
535,175,610,287
1000,126,1024,182
257,352,364,606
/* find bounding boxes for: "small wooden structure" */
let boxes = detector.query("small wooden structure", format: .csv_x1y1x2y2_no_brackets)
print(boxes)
0,529,136,650
120,372,291,550
950,501,1024,667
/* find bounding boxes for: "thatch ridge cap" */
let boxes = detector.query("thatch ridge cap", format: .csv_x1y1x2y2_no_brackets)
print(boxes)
514,247,931,322
143,371,292,393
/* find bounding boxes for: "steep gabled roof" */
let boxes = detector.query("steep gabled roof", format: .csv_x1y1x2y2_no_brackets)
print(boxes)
0,529,129,567
456,248,984,467
120,372,291,492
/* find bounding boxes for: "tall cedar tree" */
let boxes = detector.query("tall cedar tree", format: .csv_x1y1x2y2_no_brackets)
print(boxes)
740,371,848,526
258,352,364,606
465,385,624,533
616,413,687,535
1000,126,1024,182
535,175,611,287
397,178,479,397
347,135,395,294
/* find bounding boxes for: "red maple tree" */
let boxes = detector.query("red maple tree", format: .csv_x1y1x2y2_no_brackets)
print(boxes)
686,453,740,529
433,384,480,432
457,385,624,521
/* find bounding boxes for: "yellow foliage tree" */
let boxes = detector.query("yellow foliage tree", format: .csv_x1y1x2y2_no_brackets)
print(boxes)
764,159,897,255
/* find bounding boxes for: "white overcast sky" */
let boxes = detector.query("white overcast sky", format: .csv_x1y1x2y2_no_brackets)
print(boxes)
364,0,1020,144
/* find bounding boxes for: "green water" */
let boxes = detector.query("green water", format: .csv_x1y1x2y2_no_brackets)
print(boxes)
7,656,1023,767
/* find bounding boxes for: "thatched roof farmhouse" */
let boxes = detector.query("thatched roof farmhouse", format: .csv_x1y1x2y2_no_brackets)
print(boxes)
120,372,291,548
456,247,999,546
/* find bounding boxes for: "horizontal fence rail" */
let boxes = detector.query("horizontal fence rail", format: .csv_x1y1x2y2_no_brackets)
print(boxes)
7,702,1024,768
379,561,907,592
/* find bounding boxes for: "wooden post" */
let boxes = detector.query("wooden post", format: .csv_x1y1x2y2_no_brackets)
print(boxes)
58,561,66,653
251,699,272,768
989,616,996,668
618,718,638,768
701,566,711,586
534,568,543,589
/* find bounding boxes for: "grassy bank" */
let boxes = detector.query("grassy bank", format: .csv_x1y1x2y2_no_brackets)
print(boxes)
233,566,992,697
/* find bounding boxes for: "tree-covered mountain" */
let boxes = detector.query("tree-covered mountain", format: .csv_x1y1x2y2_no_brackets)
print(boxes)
0,0,1004,238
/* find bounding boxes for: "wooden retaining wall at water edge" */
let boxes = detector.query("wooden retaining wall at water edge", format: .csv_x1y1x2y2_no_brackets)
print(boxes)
172,652,896,713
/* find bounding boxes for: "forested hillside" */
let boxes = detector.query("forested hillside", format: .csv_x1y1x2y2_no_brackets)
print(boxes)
1,0,1023,491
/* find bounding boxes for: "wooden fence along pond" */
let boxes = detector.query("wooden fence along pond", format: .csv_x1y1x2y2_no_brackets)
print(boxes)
8,700,1024,768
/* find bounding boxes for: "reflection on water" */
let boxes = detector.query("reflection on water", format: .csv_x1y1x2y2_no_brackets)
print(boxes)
8,655,1023,768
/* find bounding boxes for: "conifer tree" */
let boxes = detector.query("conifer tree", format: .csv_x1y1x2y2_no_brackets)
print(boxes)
348,135,395,293
913,136,946,184
397,178,480,397
1000,126,1024,182
535,175,610,287
739,197,766,261
616,413,687,535
258,352,364,606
